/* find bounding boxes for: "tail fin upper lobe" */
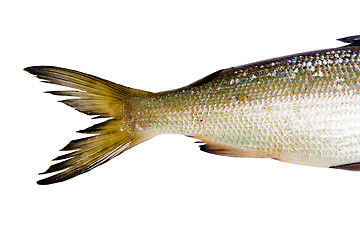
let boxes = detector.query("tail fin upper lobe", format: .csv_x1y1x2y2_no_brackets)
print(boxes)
25,66,153,185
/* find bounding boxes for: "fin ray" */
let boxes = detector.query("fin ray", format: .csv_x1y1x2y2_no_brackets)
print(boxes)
330,162,360,171
192,136,267,158
25,66,154,184
337,35,360,46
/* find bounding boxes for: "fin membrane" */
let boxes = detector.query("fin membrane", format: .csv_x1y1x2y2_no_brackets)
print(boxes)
337,35,360,46
25,66,153,184
330,162,360,171
193,136,266,158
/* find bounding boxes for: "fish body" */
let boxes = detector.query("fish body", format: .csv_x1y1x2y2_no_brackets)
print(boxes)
26,35,360,184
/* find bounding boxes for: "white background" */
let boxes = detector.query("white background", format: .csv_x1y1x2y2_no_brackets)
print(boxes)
2,0,360,239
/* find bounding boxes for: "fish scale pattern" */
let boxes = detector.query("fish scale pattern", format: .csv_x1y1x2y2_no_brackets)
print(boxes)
137,46,360,167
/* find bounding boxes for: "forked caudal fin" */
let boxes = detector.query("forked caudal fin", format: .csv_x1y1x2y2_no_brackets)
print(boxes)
25,66,154,185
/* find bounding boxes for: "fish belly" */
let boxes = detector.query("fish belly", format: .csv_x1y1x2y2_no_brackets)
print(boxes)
216,92,360,167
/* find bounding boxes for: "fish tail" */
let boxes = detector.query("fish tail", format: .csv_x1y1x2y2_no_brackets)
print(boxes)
25,66,154,185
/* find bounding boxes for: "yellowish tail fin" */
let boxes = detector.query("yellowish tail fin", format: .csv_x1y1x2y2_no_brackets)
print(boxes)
25,66,154,185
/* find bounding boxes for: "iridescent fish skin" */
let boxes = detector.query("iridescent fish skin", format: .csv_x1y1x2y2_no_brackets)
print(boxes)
139,45,360,168
26,36,360,184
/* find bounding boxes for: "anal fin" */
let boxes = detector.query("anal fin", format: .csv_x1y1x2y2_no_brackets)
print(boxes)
330,162,360,171
192,136,267,158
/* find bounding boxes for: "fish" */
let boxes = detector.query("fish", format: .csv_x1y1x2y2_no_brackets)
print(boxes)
25,35,360,185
